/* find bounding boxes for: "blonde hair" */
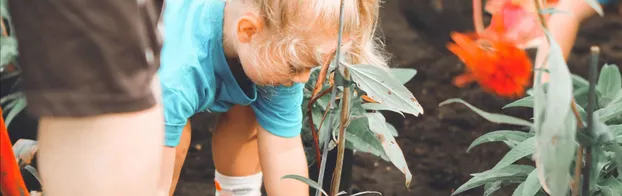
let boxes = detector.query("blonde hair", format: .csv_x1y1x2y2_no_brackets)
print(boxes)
236,0,388,76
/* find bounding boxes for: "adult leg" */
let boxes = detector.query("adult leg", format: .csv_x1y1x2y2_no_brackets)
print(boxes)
8,0,164,195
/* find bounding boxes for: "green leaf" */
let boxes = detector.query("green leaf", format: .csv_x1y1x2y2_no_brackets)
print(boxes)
484,181,503,196
513,182,526,196
483,180,524,196
467,130,533,152
12,139,38,165
344,117,388,161
607,90,622,108
439,98,534,127
361,103,404,117
503,96,534,109
534,31,576,196
598,177,622,196
452,164,534,195
0,91,24,105
281,174,328,196
23,165,42,184
603,143,622,167
572,74,590,89
595,100,622,123
521,169,542,196
389,68,417,85
610,125,622,143
592,113,615,143
346,64,423,116
0,37,18,66
386,122,398,137
493,137,536,169
583,0,604,16
597,64,622,106
366,113,412,188
4,97,26,126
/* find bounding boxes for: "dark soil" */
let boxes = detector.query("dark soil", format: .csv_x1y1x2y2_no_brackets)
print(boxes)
173,1,622,196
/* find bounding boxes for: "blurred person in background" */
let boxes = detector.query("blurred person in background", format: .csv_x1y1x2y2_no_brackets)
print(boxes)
8,0,166,195
535,0,619,80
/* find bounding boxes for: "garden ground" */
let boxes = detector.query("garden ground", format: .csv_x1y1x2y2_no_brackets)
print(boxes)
173,0,622,195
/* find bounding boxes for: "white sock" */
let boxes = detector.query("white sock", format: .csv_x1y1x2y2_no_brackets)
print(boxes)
214,170,263,196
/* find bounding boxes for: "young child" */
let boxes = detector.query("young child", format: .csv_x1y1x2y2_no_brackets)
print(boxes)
535,0,619,81
156,0,386,195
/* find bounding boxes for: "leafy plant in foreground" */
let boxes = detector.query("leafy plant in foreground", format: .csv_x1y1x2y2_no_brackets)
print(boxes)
444,0,615,195
299,64,421,186
0,0,26,127
441,64,622,196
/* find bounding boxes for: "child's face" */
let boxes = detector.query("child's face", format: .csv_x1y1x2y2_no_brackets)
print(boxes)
232,13,350,86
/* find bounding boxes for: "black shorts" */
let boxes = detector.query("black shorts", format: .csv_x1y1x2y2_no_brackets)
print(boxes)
8,0,164,117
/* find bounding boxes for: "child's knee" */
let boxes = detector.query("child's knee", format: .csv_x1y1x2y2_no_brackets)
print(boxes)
216,105,259,138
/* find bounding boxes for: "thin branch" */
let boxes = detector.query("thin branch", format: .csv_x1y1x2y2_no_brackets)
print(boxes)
316,0,347,194
307,86,335,168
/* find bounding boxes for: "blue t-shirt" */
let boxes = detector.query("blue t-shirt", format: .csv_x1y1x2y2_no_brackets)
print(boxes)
598,0,617,5
158,0,304,147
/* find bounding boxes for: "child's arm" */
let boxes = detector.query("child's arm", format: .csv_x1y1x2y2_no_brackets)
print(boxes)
251,83,310,195
534,0,605,82
257,126,310,195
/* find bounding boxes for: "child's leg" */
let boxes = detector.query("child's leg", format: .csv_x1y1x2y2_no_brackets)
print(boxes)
212,105,263,195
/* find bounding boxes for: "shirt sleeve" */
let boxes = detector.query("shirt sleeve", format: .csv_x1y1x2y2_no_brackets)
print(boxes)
251,83,305,138
160,84,197,147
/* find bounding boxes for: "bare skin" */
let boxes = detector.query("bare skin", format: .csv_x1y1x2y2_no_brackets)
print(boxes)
534,0,599,82
37,105,164,196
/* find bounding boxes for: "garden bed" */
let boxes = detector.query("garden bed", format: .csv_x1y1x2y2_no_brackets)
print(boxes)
173,0,622,195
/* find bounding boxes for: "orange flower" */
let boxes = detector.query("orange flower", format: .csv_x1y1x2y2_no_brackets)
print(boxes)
447,32,533,98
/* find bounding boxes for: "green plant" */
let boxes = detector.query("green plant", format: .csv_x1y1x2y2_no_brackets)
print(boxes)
1,0,27,127
285,1,424,195
440,63,622,195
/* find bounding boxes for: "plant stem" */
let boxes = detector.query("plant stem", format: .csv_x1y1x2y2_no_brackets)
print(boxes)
316,0,347,195
308,86,335,168
582,46,600,196
330,68,350,196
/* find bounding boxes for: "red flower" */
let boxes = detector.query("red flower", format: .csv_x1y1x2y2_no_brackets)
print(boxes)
447,32,533,98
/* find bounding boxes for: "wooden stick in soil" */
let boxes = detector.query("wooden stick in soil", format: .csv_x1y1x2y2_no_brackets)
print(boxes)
330,69,350,196
570,46,598,194
582,46,600,196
